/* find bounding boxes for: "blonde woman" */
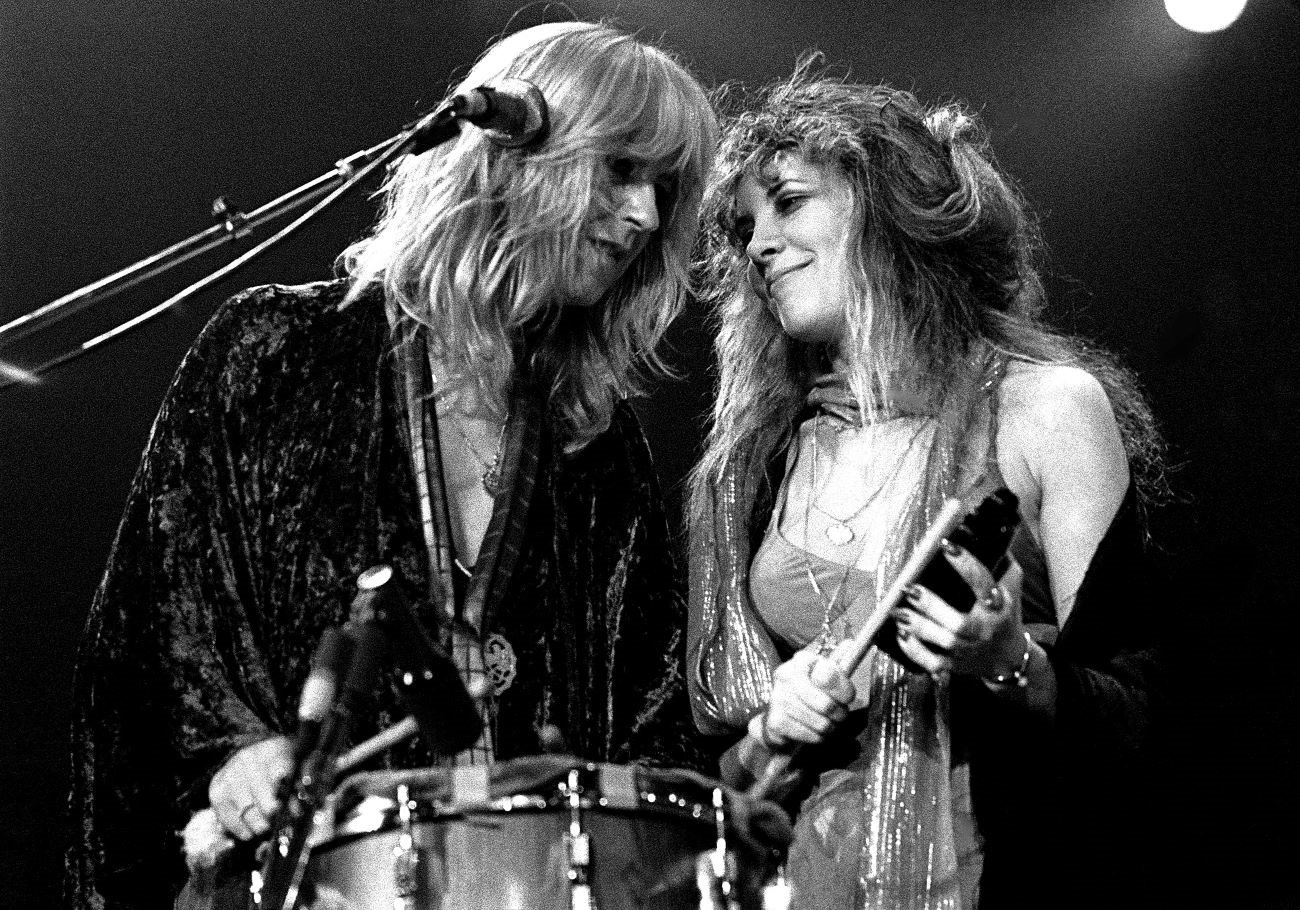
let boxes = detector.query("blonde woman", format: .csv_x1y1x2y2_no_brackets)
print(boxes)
689,69,1165,910
67,22,718,909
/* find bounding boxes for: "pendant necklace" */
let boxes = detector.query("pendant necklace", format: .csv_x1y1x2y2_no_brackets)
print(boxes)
438,403,516,697
449,408,510,496
801,413,928,652
809,413,928,546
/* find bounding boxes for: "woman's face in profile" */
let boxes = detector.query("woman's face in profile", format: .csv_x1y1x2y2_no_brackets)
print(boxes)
734,151,856,347
562,155,666,307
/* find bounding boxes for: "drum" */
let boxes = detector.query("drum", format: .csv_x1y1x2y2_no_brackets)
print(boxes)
302,756,777,910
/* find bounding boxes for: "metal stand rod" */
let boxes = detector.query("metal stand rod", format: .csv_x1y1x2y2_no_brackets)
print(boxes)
0,135,403,348
0,109,447,392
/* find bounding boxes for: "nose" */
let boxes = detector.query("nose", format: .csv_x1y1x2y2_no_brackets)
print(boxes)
615,179,660,235
745,214,780,271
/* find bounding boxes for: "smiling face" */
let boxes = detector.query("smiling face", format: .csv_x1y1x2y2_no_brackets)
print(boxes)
734,151,859,346
562,155,666,308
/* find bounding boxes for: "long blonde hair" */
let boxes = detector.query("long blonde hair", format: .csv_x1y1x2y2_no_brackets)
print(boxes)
342,22,717,450
692,64,1165,522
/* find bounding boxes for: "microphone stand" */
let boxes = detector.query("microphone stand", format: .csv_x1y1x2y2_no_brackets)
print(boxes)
253,562,481,910
0,135,401,350
0,101,464,390
359,564,483,757
254,620,387,910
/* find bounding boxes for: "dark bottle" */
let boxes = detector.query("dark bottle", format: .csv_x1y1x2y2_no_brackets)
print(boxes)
876,486,1021,670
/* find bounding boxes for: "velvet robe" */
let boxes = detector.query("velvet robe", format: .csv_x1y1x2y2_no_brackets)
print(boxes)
65,280,711,910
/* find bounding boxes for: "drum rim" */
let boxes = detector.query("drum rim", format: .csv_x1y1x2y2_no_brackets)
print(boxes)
323,760,728,844
325,789,716,840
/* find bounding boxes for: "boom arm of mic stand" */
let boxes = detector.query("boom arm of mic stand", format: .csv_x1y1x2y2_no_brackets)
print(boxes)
0,101,469,391
0,135,403,350
0,130,413,391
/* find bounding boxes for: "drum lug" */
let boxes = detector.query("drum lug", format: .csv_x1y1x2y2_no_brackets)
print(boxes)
564,834,596,910
695,850,738,910
564,831,591,869
562,769,596,910
393,848,422,903
760,866,791,910
696,787,741,910
392,783,424,908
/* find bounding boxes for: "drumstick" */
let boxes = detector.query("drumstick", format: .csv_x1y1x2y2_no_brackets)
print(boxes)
332,716,420,776
748,491,978,801
330,675,491,776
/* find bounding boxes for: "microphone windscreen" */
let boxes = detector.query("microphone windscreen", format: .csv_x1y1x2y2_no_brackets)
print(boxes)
477,78,549,148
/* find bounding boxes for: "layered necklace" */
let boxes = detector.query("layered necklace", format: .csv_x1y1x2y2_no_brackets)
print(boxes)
808,413,930,546
801,412,931,649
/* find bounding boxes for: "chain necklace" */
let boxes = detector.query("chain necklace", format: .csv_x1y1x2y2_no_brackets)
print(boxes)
448,408,510,496
801,413,930,651
809,413,929,546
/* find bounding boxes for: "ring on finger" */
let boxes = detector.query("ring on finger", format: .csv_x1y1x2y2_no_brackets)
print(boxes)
977,586,1005,610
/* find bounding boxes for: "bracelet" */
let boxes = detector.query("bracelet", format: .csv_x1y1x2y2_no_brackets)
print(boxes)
985,631,1033,689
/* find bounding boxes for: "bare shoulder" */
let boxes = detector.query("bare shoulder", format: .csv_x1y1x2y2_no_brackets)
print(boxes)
993,361,1128,523
996,363,1129,615
998,361,1117,434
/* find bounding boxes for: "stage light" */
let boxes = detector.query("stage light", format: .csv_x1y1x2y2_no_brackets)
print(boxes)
1164,0,1249,32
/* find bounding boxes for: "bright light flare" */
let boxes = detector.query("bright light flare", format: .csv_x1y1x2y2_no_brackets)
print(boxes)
1164,0,1249,32
0,358,41,385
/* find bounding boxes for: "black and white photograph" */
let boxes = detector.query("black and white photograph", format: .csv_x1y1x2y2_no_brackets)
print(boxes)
2,1,1297,908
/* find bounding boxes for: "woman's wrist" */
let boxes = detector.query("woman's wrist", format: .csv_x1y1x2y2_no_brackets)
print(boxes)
717,712,779,789
980,633,1058,715
982,630,1032,690
748,710,777,748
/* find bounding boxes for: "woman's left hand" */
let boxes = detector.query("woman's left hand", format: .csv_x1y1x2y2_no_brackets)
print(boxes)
892,543,1030,680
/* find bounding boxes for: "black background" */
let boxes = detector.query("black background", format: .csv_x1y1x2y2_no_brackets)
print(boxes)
3,1,1298,906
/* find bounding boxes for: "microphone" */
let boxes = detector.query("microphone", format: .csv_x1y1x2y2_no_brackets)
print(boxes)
257,606,387,910
291,626,353,765
355,564,483,757
451,78,549,148
408,78,549,154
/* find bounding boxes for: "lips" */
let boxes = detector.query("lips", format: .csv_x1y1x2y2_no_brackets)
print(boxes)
765,261,808,296
588,236,632,262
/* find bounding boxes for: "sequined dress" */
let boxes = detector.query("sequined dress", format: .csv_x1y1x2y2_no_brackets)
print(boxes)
688,369,1162,910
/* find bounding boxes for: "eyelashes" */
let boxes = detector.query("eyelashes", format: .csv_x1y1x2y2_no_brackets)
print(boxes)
729,192,808,248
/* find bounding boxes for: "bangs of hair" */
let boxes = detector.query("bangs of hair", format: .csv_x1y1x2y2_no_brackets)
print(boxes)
707,92,876,250
520,27,714,230
342,21,717,450
499,27,716,445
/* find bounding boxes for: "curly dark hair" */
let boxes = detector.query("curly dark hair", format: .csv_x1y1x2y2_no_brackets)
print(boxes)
692,59,1168,521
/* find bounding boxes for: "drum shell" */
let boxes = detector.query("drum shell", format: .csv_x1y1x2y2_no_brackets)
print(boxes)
308,802,716,909
304,759,757,910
